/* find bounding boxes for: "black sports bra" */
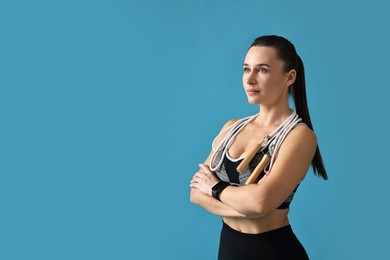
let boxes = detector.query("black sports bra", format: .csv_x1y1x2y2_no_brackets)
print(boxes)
214,148,298,209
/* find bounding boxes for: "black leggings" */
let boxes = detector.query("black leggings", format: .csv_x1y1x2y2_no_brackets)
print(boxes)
218,222,309,260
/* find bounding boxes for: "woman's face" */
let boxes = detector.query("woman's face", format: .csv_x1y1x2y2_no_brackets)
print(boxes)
242,46,294,106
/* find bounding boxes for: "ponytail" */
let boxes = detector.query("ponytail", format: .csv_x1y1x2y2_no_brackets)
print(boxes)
292,56,328,180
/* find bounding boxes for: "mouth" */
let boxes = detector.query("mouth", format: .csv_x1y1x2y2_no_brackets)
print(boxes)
246,89,261,95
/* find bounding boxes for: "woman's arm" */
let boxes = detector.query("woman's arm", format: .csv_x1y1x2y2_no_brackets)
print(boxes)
189,119,245,218
194,125,317,218
190,186,245,217
220,125,317,217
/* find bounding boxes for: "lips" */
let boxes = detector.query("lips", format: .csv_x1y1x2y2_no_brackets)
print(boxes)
247,89,260,95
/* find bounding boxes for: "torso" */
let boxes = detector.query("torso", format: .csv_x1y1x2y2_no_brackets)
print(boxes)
213,118,297,234
224,208,290,234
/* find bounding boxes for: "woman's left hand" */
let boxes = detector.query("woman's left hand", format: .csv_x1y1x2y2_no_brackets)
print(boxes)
190,164,219,196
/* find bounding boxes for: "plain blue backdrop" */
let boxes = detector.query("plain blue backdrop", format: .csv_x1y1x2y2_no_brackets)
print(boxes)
1,0,389,259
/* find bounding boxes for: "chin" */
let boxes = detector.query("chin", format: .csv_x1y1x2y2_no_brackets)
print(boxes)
247,97,261,105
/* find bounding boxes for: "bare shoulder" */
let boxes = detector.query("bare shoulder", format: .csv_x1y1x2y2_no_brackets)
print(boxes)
221,118,240,130
212,118,239,148
270,124,317,182
282,124,317,154
290,124,317,141
202,118,240,167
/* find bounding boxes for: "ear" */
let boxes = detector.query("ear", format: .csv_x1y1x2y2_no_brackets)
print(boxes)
286,69,297,86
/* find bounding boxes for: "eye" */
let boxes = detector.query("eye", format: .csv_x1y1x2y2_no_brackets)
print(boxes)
259,68,268,73
243,67,250,73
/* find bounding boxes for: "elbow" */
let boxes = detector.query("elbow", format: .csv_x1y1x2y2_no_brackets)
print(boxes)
243,207,269,219
236,206,266,218
253,204,269,216
236,185,271,217
190,188,199,205
246,199,272,218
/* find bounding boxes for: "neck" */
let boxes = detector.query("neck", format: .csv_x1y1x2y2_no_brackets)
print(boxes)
255,105,292,127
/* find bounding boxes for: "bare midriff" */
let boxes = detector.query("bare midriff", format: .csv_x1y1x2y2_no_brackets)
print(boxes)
223,208,290,234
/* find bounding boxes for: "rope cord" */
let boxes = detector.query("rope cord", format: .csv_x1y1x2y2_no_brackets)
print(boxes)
209,111,302,175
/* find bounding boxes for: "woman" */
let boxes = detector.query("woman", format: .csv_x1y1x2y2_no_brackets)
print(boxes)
190,35,327,260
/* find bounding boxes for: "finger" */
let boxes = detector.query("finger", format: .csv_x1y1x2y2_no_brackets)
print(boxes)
199,164,211,174
191,173,200,180
191,174,203,183
191,174,202,181
193,172,204,179
190,182,199,189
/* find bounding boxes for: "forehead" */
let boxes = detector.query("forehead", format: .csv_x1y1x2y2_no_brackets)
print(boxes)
244,46,281,66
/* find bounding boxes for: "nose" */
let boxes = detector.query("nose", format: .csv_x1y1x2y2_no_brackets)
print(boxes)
246,71,257,85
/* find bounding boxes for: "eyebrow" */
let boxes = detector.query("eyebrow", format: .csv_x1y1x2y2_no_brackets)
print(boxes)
243,63,271,67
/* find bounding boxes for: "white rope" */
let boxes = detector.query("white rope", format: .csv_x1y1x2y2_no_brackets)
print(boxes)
210,111,302,175
209,114,257,171
264,112,302,174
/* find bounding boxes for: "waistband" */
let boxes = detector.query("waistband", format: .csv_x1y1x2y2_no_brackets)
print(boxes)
221,221,295,247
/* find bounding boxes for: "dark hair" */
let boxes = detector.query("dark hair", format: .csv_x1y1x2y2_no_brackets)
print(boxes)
250,35,328,180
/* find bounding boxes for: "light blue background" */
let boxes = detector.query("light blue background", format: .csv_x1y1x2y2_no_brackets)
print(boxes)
1,0,389,259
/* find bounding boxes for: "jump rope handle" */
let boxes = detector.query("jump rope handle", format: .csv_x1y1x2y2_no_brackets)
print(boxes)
245,154,270,185
236,143,263,173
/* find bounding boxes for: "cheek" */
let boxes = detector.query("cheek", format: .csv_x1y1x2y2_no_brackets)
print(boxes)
259,75,273,88
265,74,284,87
